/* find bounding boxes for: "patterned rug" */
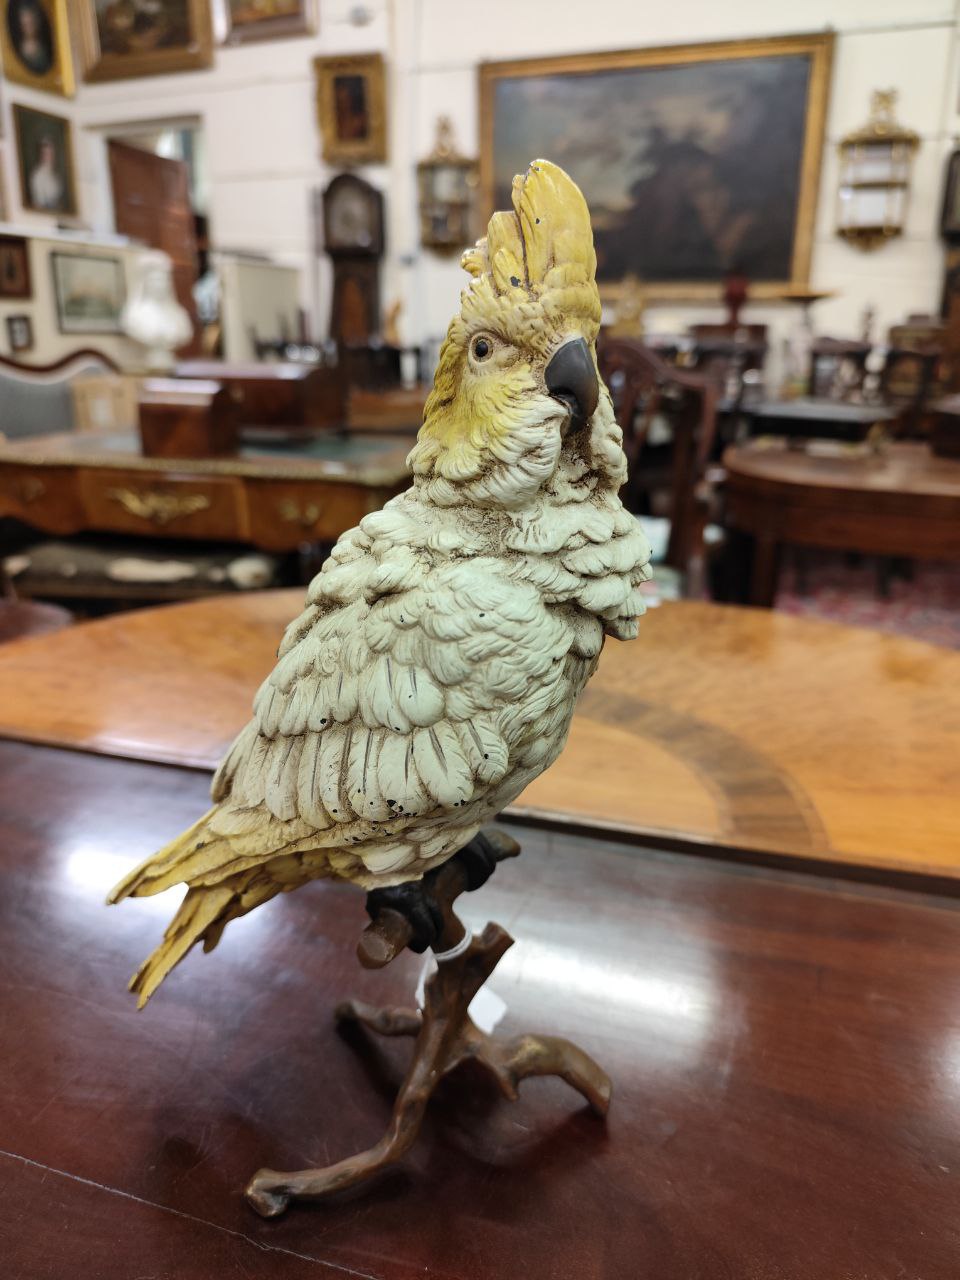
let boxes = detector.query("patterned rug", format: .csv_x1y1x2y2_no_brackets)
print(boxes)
775,553,960,649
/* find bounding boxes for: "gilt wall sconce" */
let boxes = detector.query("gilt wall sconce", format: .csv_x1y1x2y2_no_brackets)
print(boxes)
837,89,920,251
417,117,478,253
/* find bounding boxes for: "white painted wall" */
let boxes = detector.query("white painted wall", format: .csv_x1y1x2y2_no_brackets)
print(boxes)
1,0,957,369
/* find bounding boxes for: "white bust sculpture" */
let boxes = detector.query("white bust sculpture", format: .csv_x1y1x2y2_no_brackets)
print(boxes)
121,250,193,373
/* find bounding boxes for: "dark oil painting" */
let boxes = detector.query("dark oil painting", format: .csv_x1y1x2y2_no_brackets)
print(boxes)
333,74,370,142
491,54,814,285
94,0,191,55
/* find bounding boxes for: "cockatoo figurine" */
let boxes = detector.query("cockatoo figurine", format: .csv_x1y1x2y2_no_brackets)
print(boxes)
109,158,650,1009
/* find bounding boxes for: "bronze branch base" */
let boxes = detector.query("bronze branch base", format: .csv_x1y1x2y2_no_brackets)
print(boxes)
244,831,612,1218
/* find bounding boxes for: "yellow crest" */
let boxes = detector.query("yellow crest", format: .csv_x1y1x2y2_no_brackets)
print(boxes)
461,159,601,342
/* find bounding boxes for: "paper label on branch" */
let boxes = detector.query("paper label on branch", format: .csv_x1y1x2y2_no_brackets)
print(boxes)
415,954,507,1035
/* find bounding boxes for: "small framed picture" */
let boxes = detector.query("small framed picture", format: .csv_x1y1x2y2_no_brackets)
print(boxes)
6,313,33,353
314,53,387,165
13,103,77,217
941,149,960,243
51,252,126,334
225,0,315,44
0,234,31,298
78,0,213,82
0,0,75,97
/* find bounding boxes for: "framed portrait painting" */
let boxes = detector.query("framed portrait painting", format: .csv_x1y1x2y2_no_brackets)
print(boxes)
78,0,213,82
52,252,126,334
225,0,315,44
314,53,386,165
13,104,77,217
479,34,835,299
0,0,74,96
0,234,31,298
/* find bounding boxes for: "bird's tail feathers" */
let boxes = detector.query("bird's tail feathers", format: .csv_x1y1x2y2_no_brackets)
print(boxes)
128,884,235,1009
106,810,217,903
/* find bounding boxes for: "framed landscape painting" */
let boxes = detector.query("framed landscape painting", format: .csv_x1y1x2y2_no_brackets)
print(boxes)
0,0,75,96
479,34,834,298
51,252,126,334
79,0,213,81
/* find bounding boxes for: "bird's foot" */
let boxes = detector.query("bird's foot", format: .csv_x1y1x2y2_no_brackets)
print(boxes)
364,879,443,954
362,829,518,958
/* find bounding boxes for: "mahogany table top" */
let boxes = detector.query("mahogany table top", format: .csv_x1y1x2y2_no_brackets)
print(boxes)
724,437,960,506
0,592,957,883
2,740,959,1278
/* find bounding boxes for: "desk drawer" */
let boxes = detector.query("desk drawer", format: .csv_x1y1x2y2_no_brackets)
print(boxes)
79,469,242,540
245,480,386,550
0,466,82,530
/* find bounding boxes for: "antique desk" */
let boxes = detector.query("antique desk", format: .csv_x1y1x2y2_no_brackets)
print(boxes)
1,596,959,1276
0,429,411,552
723,437,960,606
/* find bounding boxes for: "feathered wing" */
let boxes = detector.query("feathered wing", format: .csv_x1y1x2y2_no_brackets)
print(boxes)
108,507,573,1002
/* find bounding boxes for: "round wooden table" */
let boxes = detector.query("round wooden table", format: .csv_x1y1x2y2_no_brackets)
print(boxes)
0,591,957,885
723,437,960,605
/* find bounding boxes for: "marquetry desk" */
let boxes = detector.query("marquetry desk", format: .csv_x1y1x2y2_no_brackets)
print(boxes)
0,429,411,552
724,437,960,606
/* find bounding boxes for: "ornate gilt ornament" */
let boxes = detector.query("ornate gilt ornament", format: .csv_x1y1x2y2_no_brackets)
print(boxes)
277,498,322,528
108,487,211,526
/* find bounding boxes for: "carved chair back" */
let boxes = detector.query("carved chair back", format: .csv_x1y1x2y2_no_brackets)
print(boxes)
598,337,719,575
0,349,120,440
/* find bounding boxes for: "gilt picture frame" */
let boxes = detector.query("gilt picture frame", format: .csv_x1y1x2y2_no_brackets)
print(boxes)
78,0,214,82
479,34,835,300
6,312,33,352
940,149,960,244
0,234,31,298
13,103,77,217
225,0,315,44
51,251,126,334
0,0,75,97
314,53,387,165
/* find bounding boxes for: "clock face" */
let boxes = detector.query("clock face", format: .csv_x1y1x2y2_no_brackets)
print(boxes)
328,186,375,250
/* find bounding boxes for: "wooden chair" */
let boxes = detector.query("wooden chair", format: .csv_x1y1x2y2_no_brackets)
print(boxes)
598,337,721,595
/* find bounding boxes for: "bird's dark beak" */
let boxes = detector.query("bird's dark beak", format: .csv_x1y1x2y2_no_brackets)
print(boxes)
545,336,599,432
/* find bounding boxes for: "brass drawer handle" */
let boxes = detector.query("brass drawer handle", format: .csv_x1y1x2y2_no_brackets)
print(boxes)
5,477,46,505
108,486,211,526
277,498,323,529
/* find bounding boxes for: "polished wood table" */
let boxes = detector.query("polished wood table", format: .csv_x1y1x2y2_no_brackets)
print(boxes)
0,429,410,552
2,739,960,1278
724,437,960,605
0,593,958,885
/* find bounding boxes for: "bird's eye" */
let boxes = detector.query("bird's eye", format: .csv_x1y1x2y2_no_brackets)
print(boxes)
471,336,492,361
